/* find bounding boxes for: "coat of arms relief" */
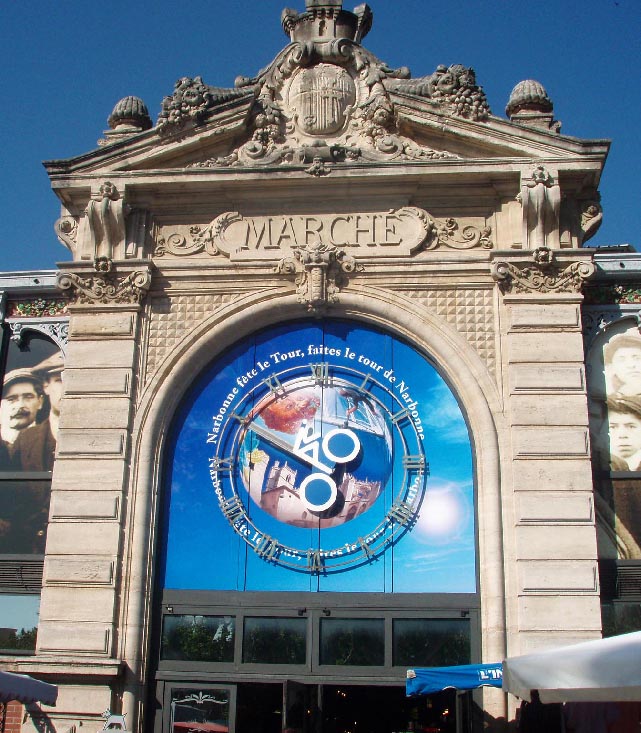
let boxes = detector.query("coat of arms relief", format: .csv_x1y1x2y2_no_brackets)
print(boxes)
157,1,491,172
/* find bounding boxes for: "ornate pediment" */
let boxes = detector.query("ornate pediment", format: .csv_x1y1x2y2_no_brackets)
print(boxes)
43,0,608,184
144,1,494,171
153,47,484,170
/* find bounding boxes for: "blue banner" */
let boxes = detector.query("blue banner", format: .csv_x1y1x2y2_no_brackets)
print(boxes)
406,663,503,696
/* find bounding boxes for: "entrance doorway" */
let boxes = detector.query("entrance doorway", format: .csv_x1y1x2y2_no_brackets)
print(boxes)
163,681,467,733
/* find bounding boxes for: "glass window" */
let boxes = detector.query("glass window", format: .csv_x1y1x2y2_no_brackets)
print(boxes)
242,617,306,664
319,618,384,666
161,615,235,662
602,602,641,637
170,687,231,733
392,618,471,667
0,479,51,555
0,593,40,653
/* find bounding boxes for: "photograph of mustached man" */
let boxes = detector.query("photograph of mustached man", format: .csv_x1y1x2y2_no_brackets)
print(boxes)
0,346,64,472
0,337,64,554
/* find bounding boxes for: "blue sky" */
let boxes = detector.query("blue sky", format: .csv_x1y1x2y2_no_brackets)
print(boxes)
2,0,639,272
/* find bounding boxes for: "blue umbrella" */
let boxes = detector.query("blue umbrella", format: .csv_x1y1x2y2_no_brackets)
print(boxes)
406,663,503,697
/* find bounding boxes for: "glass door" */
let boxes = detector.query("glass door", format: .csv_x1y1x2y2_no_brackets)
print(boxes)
164,684,236,733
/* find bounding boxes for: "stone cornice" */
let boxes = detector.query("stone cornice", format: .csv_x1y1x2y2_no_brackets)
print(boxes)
0,655,123,680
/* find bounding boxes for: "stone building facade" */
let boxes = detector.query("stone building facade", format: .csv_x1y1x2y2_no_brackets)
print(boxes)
1,2,638,732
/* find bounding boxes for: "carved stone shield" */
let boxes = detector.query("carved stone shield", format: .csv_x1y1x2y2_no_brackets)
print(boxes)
288,64,356,136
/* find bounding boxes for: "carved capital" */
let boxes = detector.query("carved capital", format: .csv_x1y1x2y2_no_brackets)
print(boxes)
57,261,152,307
491,249,595,295
276,242,362,313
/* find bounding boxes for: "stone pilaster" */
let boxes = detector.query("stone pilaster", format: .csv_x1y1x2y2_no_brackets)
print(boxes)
492,249,601,655
32,260,151,724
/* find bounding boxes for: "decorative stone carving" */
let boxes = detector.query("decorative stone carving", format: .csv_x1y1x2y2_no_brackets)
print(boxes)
282,1,373,45
580,199,603,245
289,64,356,136
384,64,491,122
188,36,462,170
99,96,152,146
404,287,496,375
305,157,333,176
55,216,79,254
83,182,130,260
492,248,595,294
428,218,493,251
156,207,436,260
506,79,561,133
146,293,241,382
57,259,152,306
518,165,561,250
276,242,361,312
155,1,490,171
157,76,252,136
156,210,491,259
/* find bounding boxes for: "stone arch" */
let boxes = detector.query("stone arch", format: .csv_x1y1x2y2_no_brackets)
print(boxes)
119,287,508,724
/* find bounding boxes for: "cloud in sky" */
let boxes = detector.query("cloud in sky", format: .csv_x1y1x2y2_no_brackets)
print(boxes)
421,382,470,444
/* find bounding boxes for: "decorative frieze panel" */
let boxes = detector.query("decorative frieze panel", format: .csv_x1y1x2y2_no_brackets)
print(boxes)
3,297,70,352
154,210,493,261
6,298,68,318
584,284,641,306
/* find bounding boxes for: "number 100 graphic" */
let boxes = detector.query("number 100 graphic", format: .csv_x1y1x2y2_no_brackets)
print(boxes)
209,362,428,574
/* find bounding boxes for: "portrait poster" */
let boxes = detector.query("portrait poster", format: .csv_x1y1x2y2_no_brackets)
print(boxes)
588,322,641,559
162,320,476,595
0,331,64,555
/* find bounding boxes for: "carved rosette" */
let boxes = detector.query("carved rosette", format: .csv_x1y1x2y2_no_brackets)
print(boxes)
57,260,152,306
491,248,595,295
276,242,362,312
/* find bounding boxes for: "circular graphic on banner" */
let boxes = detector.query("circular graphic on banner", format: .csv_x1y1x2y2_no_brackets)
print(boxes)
238,378,393,528
209,358,427,574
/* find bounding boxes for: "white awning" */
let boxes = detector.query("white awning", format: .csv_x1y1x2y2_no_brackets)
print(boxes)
503,631,641,703
0,671,57,706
